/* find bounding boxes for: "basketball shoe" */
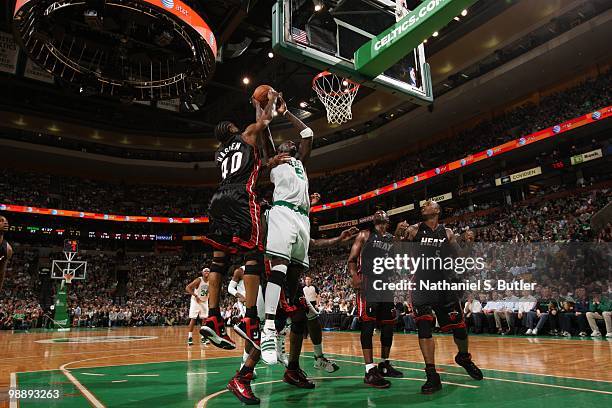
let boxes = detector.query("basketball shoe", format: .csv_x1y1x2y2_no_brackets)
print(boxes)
364,366,390,388
314,356,339,373
421,368,442,394
227,371,259,405
378,361,403,378
199,316,235,350
455,352,483,380
260,326,278,365
283,368,315,389
233,317,261,350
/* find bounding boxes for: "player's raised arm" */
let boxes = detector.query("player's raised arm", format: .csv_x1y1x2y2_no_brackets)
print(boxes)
348,230,368,289
311,226,360,249
243,89,279,150
276,95,314,163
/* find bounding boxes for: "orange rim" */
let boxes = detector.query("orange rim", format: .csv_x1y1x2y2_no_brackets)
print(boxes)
312,71,360,96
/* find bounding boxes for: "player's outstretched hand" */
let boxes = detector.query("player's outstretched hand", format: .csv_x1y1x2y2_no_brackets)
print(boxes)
268,153,292,168
276,93,287,115
340,227,360,242
310,193,321,206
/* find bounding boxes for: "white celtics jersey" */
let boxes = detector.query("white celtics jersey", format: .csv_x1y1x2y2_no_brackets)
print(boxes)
270,157,310,210
194,277,209,299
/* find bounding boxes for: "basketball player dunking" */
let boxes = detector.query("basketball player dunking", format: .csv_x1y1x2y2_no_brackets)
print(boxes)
0,216,13,290
185,268,210,346
348,210,403,388
258,94,318,389
395,200,483,394
200,89,280,404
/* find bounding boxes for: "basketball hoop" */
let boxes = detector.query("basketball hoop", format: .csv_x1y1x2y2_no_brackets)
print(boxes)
313,71,360,125
63,273,74,284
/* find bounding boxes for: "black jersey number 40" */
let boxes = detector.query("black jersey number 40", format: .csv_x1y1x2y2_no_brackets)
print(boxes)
221,152,243,180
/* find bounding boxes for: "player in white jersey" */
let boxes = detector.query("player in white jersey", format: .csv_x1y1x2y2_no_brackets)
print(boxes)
185,268,210,346
261,95,314,366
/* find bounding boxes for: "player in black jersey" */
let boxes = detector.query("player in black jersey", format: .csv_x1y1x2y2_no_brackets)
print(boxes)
348,210,404,389
0,215,12,290
200,89,281,405
395,200,482,394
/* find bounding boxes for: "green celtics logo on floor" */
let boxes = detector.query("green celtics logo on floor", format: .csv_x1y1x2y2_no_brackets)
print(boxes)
36,335,157,344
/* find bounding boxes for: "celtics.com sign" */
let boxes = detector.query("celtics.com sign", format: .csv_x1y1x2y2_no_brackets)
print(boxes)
355,0,477,77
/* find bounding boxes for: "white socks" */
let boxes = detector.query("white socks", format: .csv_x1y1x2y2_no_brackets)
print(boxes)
365,363,376,373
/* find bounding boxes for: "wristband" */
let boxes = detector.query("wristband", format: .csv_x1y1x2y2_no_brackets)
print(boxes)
300,127,314,139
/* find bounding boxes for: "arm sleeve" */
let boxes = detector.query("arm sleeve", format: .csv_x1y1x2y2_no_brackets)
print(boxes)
228,280,238,297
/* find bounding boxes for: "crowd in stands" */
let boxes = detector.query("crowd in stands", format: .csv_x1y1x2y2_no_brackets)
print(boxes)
1,181,610,333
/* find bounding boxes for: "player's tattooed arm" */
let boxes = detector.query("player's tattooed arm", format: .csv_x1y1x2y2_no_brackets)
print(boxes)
310,227,360,249
348,230,368,289
394,221,417,241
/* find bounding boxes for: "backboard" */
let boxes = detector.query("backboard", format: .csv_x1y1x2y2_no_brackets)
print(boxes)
272,0,433,103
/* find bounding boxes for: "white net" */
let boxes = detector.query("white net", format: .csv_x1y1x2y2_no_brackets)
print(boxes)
313,72,360,125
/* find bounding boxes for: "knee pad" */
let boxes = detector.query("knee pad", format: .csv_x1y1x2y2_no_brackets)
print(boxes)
417,318,434,339
453,327,467,340
210,256,229,275
268,265,287,286
244,263,264,276
360,320,375,349
245,251,264,264
380,324,394,348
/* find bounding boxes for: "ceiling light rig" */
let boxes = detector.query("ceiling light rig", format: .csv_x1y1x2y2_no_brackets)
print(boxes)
13,0,218,102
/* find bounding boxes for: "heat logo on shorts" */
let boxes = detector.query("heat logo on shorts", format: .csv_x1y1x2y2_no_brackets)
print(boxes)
161,0,174,9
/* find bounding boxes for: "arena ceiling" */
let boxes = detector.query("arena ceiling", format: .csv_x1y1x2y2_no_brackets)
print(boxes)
0,0,610,180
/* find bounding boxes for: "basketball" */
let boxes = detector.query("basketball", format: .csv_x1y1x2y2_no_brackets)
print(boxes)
252,84,274,107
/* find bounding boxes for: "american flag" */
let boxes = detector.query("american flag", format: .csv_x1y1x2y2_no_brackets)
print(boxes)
291,27,309,45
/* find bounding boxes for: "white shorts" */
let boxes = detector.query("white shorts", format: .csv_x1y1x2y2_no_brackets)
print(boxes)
189,299,209,320
265,205,310,268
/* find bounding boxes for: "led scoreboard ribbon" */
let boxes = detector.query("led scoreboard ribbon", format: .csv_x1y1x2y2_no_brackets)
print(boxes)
0,108,609,222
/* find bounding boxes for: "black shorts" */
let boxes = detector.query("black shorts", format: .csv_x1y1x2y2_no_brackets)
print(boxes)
357,295,396,324
413,300,465,332
203,184,262,254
